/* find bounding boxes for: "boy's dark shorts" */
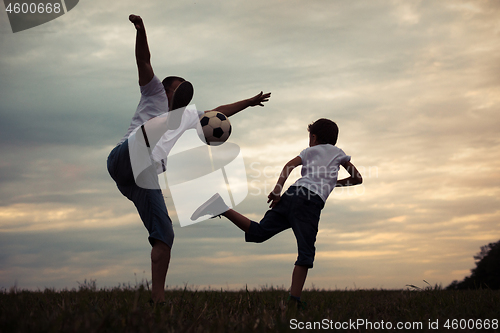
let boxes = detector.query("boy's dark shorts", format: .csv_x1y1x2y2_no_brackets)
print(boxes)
245,186,325,268
107,139,174,248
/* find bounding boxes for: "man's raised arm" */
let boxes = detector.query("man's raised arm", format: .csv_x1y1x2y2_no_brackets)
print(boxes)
129,14,154,86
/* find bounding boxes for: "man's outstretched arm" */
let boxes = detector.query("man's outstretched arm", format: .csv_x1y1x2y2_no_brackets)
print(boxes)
129,14,154,86
212,91,271,118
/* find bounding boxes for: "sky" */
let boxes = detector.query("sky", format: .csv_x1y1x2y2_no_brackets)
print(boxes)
0,0,499,292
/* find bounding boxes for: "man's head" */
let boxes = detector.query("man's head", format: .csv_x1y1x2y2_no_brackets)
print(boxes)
308,118,339,146
162,76,185,108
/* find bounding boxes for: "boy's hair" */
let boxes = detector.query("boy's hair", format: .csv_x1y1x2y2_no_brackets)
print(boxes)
308,118,339,145
162,76,185,92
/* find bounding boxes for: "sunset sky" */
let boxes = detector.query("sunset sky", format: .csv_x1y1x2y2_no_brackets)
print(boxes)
1,0,499,291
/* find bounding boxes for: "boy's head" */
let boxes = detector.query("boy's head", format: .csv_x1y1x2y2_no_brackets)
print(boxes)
308,118,339,146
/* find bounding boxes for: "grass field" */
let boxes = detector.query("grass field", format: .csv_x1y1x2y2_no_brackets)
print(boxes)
1,281,499,332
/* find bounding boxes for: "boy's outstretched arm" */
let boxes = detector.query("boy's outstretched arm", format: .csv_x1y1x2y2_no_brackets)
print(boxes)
336,161,363,187
129,14,154,86
268,156,302,208
212,91,271,118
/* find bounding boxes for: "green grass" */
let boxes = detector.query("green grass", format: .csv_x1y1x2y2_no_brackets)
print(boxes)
1,282,499,332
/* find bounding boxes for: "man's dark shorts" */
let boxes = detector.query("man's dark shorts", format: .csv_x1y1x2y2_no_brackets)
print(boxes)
107,139,174,248
245,186,325,268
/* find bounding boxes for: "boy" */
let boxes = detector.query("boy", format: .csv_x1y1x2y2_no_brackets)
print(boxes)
191,118,362,308
107,14,271,304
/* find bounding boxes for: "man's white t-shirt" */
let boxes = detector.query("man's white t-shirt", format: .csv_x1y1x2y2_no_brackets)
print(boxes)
121,75,203,178
292,144,351,202
118,75,169,146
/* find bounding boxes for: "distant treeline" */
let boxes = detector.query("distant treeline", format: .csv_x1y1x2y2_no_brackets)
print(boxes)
447,239,500,290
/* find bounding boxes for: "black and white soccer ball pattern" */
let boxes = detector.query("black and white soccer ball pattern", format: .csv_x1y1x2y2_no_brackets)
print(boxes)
199,111,232,145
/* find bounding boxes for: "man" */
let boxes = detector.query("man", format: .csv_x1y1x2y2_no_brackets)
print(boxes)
107,14,271,304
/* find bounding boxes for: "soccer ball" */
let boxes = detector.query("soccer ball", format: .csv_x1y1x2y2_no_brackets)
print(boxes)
199,111,232,145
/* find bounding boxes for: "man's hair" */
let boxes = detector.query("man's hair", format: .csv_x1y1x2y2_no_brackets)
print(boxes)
162,76,185,92
307,118,339,145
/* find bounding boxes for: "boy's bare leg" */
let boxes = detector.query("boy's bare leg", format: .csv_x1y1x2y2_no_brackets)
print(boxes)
222,209,251,233
290,265,309,298
150,240,171,302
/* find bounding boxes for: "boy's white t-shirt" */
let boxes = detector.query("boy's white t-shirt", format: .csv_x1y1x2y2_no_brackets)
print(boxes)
292,144,351,202
120,75,203,176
